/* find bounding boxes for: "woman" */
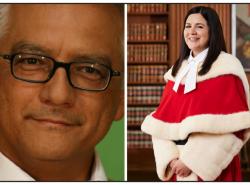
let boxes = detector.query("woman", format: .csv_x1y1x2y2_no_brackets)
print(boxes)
141,6,250,181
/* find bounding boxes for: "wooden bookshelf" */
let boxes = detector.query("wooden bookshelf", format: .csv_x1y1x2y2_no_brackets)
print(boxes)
127,4,168,15
128,62,168,65
128,148,160,181
128,82,165,85
128,12,169,16
127,3,169,181
128,40,169,43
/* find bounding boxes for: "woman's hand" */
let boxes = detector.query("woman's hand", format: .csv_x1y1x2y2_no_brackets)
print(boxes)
170,159,192,177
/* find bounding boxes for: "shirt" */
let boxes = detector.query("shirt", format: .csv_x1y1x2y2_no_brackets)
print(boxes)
0,152,107,181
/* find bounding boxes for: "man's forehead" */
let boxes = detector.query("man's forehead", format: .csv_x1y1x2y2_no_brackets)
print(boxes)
10,4,121,18
8,4,123,38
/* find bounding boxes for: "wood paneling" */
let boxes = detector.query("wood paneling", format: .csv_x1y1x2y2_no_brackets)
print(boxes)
128,148,160,181
247,73,250,84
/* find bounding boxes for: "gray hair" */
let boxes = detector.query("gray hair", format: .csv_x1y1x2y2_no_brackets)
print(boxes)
0,4,10,39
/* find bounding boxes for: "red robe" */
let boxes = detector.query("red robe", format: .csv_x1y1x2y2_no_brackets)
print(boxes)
141,52,250,181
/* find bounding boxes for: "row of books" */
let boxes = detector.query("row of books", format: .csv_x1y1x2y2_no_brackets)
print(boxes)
128,130,152,148
128,4,168,14
128,23,167,41
128,85,164,105
128,85,164,96
128,44,168,63
128,65,168,83
128,107,157,126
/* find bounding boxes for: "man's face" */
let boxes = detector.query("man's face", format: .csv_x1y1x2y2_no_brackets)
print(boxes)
0,5,123,162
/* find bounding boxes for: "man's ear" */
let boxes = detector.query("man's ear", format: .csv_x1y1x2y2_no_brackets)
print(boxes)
114,91,124,121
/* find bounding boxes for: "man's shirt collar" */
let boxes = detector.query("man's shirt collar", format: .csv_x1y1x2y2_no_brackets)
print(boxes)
89,153,107,181
0,152,33,181
0,152,107,181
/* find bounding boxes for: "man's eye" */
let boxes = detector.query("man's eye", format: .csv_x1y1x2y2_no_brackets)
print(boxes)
76,65,102,76
18,58,41,65
74,65,105,81
83,66,98,73
14,56,49,71
25,58,40,64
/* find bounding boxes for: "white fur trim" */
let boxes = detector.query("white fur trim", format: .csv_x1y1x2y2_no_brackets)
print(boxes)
152,136,179,181
141,111,250,141
176,145,198,181
164,53,250,108
179,133,243,181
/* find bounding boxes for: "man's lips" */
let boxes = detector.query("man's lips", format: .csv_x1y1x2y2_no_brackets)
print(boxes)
28,117,80,127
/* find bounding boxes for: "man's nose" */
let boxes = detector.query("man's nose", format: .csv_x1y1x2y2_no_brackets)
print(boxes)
39,68,75,107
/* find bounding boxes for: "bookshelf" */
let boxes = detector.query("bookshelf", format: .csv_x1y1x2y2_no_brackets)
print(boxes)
127,4,169,181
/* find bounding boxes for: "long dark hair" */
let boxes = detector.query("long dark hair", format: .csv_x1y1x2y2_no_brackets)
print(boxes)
172,6,227,77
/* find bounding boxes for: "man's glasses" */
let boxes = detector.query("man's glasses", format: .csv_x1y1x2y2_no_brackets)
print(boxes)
0,53,120,91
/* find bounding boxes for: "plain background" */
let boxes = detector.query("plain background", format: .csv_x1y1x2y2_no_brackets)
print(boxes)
96,118,124,181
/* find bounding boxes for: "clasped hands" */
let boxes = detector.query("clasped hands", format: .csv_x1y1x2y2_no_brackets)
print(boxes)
169,158,192,177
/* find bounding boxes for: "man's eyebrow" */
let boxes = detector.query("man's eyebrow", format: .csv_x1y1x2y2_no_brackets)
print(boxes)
11,41,52,54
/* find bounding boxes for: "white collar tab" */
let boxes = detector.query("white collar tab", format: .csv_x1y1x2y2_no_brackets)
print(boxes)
173,48,209,94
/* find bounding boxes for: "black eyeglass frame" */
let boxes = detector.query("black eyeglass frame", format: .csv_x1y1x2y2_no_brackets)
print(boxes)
0,53,121,91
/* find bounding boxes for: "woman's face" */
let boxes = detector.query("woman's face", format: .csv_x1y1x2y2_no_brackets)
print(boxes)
184,13,209,56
